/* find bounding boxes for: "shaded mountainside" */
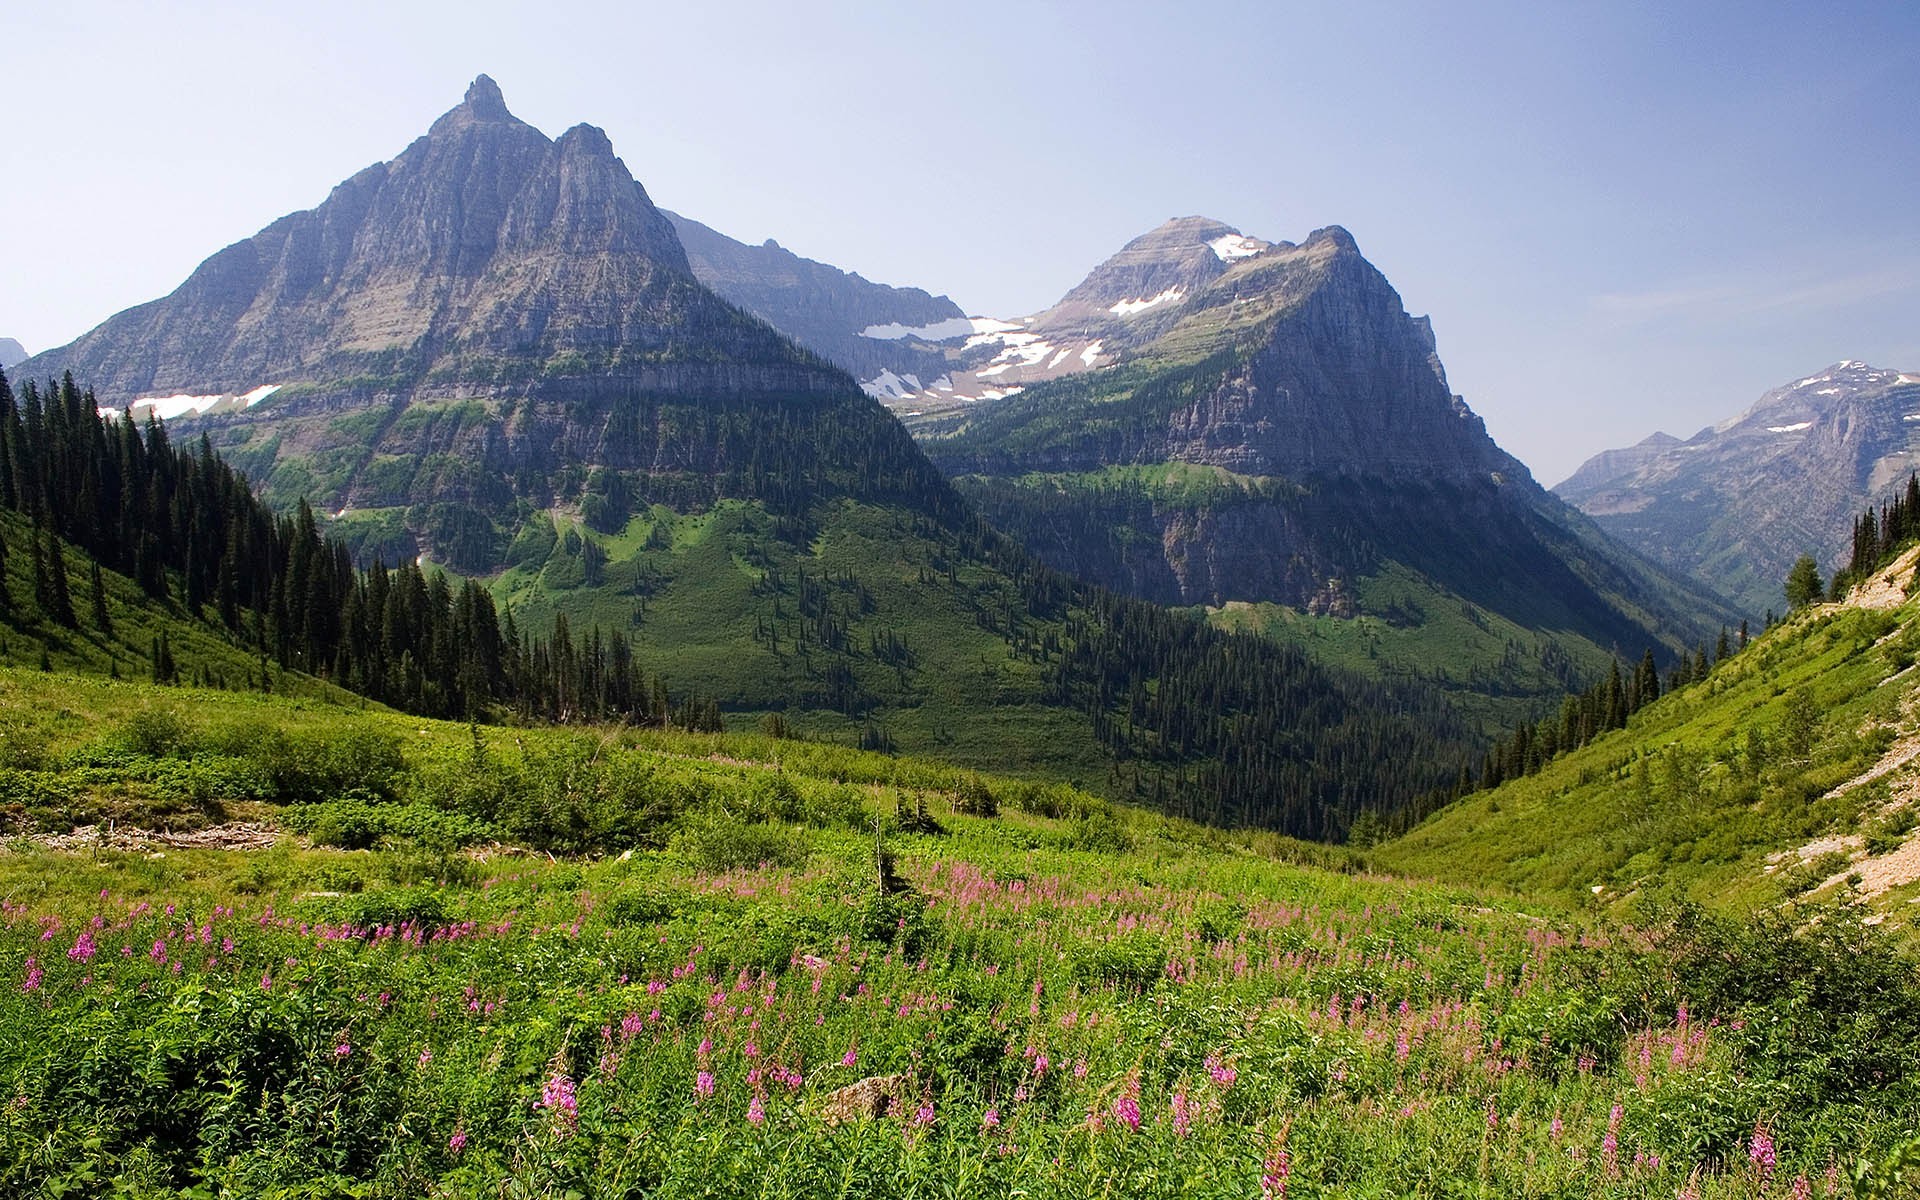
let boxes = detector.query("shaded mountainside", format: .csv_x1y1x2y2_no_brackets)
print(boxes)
666,211,966,389
3,80,1480,838
1556,361,1920,617
915,224,1735,729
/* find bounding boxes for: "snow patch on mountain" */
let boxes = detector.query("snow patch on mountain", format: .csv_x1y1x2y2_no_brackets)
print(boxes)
1767,421,1813,433
1208,234,1266,262
861,316,1019,341
861,370,924,402
129,384,282,422
1109,288,1185,317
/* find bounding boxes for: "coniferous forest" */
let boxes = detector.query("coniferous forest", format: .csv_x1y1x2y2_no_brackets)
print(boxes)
0,367,1472,838
0,370,713,728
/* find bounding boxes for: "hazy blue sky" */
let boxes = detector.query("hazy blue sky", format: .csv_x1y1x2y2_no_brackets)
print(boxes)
5,0,1916,482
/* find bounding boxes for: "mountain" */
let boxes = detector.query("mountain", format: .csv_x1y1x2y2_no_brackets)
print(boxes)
664,211,968,392
15,76,819,411
913,221,1735,727
1555,361,1920,617
0,339,25,369
7,77,1477,837
670,214,1280,417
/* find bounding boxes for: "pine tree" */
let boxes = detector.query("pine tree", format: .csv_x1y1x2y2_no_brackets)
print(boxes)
90,561,111,635
42,529,76,627
1784,554,1824,610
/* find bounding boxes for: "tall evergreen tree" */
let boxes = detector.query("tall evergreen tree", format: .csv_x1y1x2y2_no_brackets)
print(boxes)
90,561,111,635
43,531,75,628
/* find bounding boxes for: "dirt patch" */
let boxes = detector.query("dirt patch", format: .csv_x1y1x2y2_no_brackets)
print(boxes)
1824,835,1920,900
22,822,281,853
1844,544,1920,611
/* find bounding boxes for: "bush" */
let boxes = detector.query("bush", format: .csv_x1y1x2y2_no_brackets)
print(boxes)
1064,806,1132,853
243,727,408,804
119,708,197,758
951,773,999,817
675,813,809,873
283,793,494,850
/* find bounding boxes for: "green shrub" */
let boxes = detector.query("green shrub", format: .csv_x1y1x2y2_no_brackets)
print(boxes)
283,793,494,850
675,813,808,873
1072,931,1168,990
119,708,197,758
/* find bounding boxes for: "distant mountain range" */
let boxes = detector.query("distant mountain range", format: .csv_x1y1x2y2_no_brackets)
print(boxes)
0,339,25,369
1556,361,1920,616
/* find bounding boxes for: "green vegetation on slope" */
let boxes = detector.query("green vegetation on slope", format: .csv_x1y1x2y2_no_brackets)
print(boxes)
1379,590,1920,934
1,671,1917,1196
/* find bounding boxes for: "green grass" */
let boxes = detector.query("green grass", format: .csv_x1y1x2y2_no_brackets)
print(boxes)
480,497,1113,788
1379,594,1920,933
1,667,1916,1196
1206,562,1612,733
0,509,348,703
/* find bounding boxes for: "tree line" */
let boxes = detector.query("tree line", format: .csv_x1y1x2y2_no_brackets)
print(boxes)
0,369,720,728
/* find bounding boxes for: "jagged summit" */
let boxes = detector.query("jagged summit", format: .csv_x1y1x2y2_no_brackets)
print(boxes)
428,73,519,134
15,76,810,405
1036,216,1276,333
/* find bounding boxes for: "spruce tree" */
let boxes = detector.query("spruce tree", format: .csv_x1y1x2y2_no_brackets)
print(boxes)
90,561,111,635
44,531,76,627
1784,555,1824,610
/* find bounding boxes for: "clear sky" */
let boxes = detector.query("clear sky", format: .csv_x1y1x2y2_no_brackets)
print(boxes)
4,0,1916,483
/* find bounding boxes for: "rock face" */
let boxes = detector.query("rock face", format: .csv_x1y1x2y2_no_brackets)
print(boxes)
1556,362,1920,615
15,76,817,406
0,339,25,369
922,222,1731,671
666,211,965,386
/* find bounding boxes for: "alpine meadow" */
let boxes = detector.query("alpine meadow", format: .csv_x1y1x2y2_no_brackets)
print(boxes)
2,7,1918,1198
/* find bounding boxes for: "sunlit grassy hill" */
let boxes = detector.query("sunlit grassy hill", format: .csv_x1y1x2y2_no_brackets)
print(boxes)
1,665,1919,1195
1379,548,1920,935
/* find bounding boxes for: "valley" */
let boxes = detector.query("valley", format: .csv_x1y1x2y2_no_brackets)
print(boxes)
2,38,1917,1200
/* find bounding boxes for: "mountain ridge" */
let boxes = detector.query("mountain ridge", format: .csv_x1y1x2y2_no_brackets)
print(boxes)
1556,361,1920,615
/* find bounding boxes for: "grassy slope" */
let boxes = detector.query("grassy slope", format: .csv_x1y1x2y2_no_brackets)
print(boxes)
1,668,1916,1196
1378,587,1920,933
1206,561,1611,733
478,497,1110,783
0,509,349,702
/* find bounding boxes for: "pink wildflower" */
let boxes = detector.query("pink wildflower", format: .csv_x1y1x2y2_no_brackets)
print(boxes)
1171,1091,1194,1138
539,1072,579,1133
748,1095,766,1125
695,1070,716,1100
68,931,96,964
1749,1125,1777,1186
1260,1124,1293,1199
20,958,43,993
335,1041,352,1059
981,1107,1001,1130
448,1128,467,1154
1112,1093,1141,1133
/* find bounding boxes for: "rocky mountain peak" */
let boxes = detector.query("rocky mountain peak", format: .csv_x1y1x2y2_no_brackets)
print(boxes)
429,73,522,135
1040,216,1274,330
1556,360,1920,613
12,75,826,402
